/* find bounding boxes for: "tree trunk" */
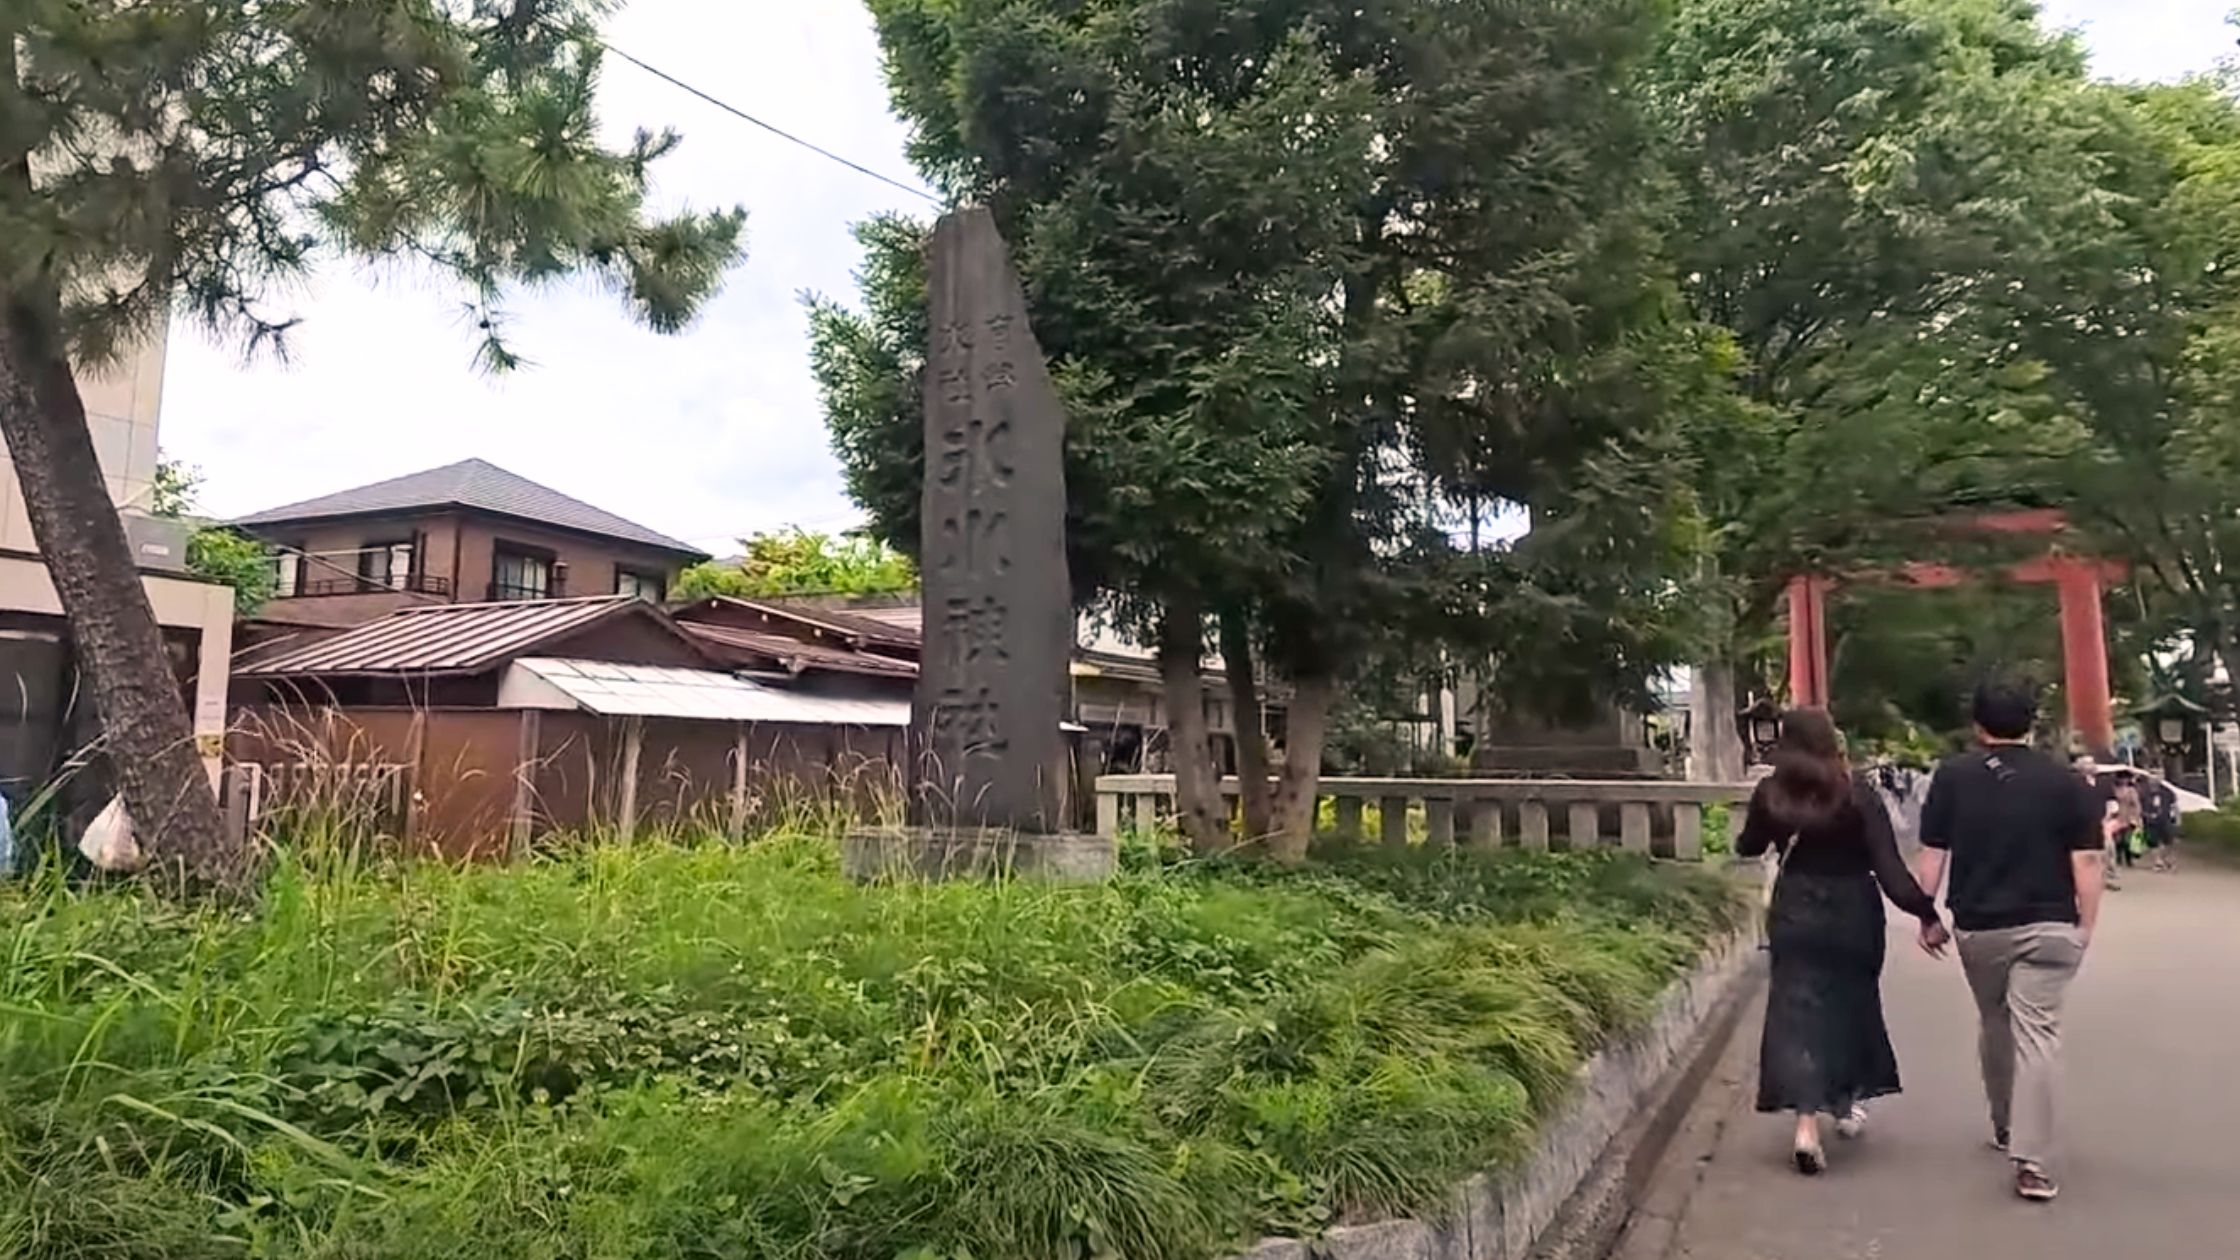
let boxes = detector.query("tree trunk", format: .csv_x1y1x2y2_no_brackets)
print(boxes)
1689,658,1746,782
1269,670,1337,865
1220,610,1274,844
0,297,239,891
1159,604,1228,853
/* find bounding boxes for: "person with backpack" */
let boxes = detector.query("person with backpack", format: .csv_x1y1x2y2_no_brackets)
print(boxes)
1915,680,2108,1203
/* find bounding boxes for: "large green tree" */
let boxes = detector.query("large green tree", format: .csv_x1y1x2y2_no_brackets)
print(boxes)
823,0,1703,856
674,528,917,601
1,1,742,888
1649,0,2125,737
2040,76,2240,686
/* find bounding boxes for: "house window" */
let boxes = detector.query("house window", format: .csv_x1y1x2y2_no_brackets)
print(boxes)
357,541,414,592
491,548,554,601
615,569,664,602
272,551,301,598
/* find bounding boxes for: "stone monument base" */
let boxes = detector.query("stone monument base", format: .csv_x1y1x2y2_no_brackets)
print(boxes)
841,827,1117,884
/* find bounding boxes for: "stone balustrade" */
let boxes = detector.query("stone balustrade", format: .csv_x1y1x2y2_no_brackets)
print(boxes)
1093,775,1753,859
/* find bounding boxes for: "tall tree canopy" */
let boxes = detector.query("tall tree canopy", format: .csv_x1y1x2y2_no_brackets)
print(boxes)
1648,0,2131,736
674,528,917,601
818,0,1716,854
2046,76,2240,688
1,0,743,887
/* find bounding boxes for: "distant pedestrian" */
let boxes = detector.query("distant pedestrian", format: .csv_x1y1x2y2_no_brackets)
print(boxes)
2110,772,2143,870
2073,755,2121,890
1737,709,1947,1176
2142,774,2179,872
1917,681,2107,1203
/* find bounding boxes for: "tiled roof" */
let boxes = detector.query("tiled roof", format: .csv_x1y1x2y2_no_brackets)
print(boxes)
234,459,706,558
235,596,699,678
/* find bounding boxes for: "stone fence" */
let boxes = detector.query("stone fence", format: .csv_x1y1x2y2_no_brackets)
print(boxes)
1094,775,1753,859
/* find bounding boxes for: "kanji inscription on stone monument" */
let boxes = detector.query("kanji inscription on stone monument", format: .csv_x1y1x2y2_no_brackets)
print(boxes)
913,207,1072,834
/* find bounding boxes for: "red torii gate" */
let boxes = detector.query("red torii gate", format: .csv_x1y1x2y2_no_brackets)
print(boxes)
1784,509,2127,756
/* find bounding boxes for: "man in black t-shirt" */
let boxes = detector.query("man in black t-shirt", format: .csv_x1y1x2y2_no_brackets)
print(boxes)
1916,681,2107,1204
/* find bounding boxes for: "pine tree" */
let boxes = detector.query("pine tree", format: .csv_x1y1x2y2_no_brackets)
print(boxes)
0,1,743,890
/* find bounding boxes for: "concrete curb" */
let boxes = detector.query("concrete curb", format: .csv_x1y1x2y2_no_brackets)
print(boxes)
1602,972,1764,1260
1231,920,1765,1260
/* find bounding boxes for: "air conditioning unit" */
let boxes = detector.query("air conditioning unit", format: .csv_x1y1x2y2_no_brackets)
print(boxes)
120,510,191,574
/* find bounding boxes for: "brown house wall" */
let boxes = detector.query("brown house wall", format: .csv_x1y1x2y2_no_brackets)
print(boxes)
533,717,907,835
415,710,530,858
231,705,521,859
235,702,906,855
453,518,684,603
253,511,689,626
256,514,461,615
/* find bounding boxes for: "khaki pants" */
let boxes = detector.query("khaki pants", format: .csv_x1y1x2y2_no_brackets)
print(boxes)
1957,923,2086,1167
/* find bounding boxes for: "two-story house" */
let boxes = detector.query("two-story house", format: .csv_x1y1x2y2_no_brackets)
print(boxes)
234,459,708,627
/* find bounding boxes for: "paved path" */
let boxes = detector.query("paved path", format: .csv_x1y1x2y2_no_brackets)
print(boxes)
1648,862,2240,1259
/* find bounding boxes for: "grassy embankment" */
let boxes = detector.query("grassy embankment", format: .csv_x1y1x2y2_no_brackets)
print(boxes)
1,833,1745,1259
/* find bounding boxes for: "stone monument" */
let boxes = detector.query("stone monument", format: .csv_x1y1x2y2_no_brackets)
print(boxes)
841,206,1114,881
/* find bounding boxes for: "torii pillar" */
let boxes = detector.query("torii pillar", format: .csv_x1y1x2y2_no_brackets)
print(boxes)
2050,556,2116,757
1786,574,1832,711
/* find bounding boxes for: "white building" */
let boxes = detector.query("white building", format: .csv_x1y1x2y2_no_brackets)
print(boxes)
0,324,236,797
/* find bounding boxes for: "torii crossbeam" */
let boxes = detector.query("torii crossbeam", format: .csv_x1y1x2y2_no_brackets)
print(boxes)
1785,509,2128,756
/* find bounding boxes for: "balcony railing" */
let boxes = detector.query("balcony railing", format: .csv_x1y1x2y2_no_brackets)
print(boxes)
277,574,453,599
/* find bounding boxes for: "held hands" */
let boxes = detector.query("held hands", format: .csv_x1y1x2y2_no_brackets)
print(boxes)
1917,917,1951,959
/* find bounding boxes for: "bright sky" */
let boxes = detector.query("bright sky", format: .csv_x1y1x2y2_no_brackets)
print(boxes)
154,2,2235,553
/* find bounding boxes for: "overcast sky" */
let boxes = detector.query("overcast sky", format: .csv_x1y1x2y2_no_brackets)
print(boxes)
156,1,2235,553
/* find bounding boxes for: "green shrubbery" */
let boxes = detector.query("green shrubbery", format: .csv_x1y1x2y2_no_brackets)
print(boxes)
2181,804,2240,864
0,837,1744,1259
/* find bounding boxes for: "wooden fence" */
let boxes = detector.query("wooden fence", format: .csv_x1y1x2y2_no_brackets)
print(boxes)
221,760,415,845
1094,774,1753,859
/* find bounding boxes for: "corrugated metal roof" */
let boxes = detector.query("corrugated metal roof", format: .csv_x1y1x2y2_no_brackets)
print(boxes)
234,458,706,558
236,596,668,678
505,658,910,726
682,623,919,679
752,599,922,648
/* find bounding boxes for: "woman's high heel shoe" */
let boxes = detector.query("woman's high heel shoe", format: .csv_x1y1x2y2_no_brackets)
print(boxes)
1793,1137,1826,1175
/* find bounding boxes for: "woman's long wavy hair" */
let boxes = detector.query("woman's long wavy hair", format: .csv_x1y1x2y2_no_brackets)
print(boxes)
1759,707,1852,836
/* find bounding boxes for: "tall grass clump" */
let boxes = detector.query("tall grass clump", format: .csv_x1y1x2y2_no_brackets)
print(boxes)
0,835,1746,1259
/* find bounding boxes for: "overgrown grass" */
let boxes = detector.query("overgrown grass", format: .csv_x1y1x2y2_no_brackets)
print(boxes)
0,835,1746,1260
2181,803,2240,864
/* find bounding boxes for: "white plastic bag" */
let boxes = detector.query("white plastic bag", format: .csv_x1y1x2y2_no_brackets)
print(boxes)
78,795,142,872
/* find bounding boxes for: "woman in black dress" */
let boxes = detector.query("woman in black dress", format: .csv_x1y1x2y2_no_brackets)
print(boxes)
1737,709,1949,1174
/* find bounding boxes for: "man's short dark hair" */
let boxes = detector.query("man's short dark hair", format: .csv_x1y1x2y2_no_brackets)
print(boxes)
1973,679,2038,740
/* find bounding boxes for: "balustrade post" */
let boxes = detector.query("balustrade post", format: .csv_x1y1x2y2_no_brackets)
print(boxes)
1673,802,1703,860
1520,800,1550,851
1334,796,1364,843
1425,798,1456,850
1620,802,1652,854
1568,802,1601,850
1465,798,1502,848
1096,790,1120,839
1380,796,1410,848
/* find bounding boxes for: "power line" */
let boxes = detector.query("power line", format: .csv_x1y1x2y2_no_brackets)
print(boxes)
601,42,940,206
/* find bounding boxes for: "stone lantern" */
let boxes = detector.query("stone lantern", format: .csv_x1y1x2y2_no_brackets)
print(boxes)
1738,697,1783,765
